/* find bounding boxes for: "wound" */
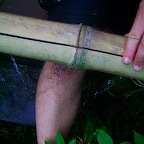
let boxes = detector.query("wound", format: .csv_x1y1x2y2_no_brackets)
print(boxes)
51,64,74,81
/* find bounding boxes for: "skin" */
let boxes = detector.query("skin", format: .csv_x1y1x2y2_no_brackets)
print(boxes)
36,62,85,144
123,0,144,71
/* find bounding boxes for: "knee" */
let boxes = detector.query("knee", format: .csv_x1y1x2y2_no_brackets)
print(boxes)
51,63,75,81
43,62,75,81
40,62,85,88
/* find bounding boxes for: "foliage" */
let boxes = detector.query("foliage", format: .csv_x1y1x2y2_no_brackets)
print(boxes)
45,130,144,144
45,132,76,144
134,130,144,144
0,121,37,144
96,129,113,144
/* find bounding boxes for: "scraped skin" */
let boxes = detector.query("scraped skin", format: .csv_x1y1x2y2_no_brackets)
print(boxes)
123,0,144,71
36,62,85,144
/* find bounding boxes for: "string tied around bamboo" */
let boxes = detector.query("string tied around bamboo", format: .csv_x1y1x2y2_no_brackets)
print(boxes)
70,25,93,70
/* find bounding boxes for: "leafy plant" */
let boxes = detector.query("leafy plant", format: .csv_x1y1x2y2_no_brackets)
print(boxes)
96,129,113,144
45,130,144,144
134,130,144,144
45,132,76,144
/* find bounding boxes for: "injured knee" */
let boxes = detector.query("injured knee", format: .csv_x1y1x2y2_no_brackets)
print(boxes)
51,64,75,81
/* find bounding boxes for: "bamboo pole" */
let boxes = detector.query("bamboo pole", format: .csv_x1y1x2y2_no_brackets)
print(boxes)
0,12,144,80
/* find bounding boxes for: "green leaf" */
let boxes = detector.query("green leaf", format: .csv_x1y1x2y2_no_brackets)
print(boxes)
68,139,76,144
120,142,131,144
96,129,113,144
134,130,144,144
56,132,65,144
83,117,94,143
45,141,52,144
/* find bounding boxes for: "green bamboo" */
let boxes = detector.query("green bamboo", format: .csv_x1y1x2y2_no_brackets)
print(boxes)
0,12,144,80
0,34,75,66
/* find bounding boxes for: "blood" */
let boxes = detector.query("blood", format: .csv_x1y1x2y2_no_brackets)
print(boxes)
52,64,74,81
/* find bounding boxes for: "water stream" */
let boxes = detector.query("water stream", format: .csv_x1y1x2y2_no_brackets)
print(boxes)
0,57,41,125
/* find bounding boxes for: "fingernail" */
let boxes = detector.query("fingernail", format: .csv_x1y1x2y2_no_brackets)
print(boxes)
133,65,143,71
123,57,131,64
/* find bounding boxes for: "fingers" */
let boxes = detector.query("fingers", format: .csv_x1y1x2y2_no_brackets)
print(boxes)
123,33,141,64
134,35,144,70
123,0,144,70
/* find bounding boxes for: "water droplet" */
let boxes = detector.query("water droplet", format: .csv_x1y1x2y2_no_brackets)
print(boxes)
11,56,21,75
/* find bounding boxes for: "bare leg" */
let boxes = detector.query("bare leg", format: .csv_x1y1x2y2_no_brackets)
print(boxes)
36,62,85,144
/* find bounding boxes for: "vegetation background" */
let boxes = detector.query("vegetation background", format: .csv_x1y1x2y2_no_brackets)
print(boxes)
0,65,144,144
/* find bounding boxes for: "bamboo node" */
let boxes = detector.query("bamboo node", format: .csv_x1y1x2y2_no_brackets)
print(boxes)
70,26,93,70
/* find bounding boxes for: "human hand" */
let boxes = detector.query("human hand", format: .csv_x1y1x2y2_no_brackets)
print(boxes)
123,0,144,71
